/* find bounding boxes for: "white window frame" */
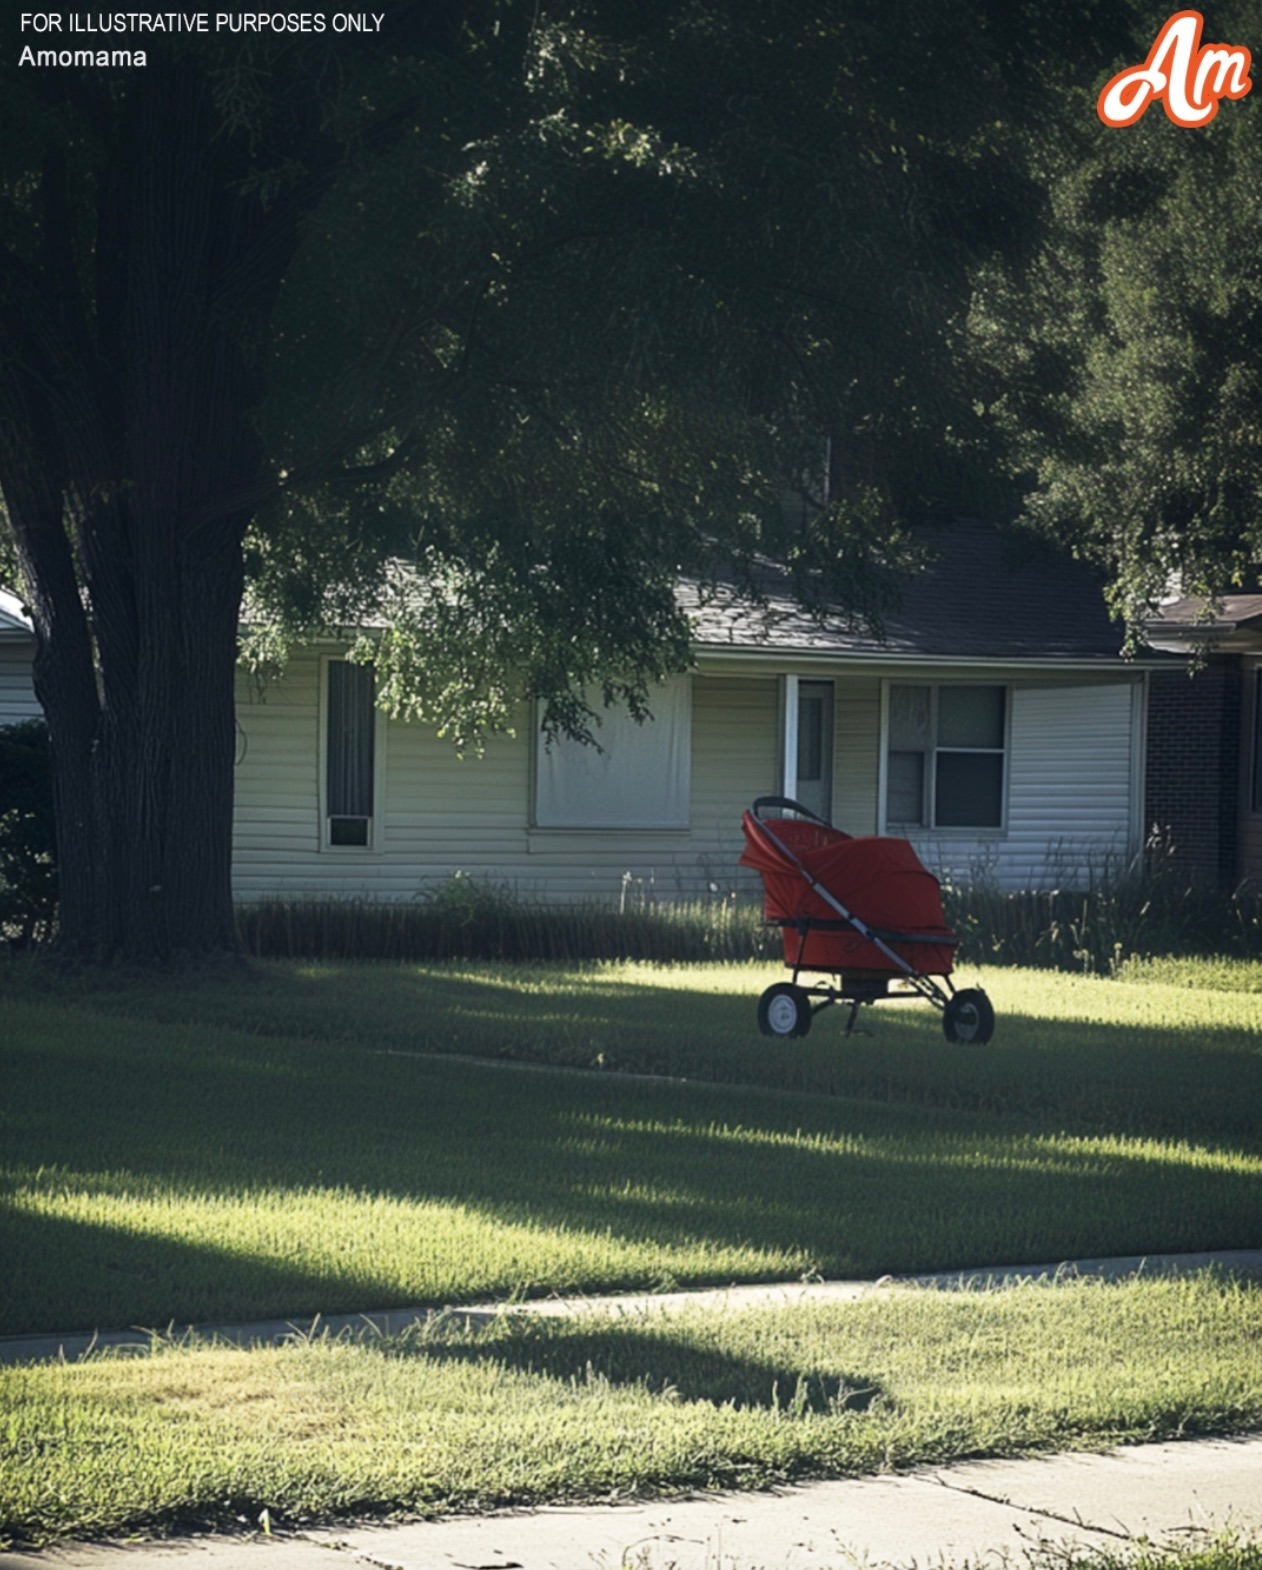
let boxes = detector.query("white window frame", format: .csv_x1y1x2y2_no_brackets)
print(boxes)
781,674,834,819
318,653,387,852
782,674,800,801
880,680,1010,835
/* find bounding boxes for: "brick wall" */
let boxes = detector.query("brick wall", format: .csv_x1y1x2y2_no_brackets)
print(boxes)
1145,660,1242,886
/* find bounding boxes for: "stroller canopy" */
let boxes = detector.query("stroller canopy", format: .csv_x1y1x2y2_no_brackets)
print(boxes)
740,806,956,976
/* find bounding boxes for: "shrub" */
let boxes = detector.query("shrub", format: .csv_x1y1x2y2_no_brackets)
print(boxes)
0,719,57,946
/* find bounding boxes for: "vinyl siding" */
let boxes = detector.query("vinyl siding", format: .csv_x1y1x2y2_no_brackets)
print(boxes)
0,643,40,727
516,675,778,902
903,680,1141,889
833,676,881,834
686,674,779,900
231,658,321,893
381,699,528,893
232,662,782,904
233,662,1145,901
232,652,526,900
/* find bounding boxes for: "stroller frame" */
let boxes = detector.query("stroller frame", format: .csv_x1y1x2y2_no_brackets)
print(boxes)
743,797,994,1042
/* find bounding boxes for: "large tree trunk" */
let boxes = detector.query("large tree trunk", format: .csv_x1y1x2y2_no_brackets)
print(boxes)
1,67,294,962
87,526,246,961
22,525,245,962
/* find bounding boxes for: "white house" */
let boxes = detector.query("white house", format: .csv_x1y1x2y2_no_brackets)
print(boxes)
231,520,1155,902
0,589,41,727
2,521,1162,902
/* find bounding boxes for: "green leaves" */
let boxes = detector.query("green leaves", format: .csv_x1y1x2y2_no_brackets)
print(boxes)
240,0,1041,740
0,720,56,946
970,8,1262,632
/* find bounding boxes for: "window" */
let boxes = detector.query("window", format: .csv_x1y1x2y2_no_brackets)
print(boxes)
325,658,376,847
534,678,691,829
886,683,1007,830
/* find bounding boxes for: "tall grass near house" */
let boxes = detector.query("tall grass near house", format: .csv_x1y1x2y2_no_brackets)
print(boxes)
943,851,1262,974
236,858,1262,973
236,878,773,963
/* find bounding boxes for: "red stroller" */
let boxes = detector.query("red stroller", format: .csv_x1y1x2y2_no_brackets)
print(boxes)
739,797,995,1042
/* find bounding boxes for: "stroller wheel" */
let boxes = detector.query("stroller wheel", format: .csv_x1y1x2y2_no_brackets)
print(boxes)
943,988,995,1044
758,983,812,1039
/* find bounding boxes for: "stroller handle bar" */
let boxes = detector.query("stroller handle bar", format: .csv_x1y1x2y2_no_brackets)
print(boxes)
751,796,833,827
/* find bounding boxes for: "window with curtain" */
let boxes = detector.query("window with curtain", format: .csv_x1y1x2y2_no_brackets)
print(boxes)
534,678,691,829
887,683,1007,830
325,659,376,846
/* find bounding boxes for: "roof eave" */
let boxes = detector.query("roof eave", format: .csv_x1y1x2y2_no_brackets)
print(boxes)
1144,626,1262,653
693,642,1163,672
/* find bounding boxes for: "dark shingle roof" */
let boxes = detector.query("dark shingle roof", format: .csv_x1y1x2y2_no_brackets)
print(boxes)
8,523,1124,661
683,518,1126,661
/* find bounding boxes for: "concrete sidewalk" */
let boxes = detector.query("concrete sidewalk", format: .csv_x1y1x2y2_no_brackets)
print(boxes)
5,1250,1261,1368
4,1436,1262,1570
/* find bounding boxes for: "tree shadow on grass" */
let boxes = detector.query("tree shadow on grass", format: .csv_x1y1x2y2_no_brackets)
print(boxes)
0,1207,891,1427
0,1203,405,1342
397,1314,889,1415
7,972,1262,1336
53,958,1262,1147
7,1045,1262,1340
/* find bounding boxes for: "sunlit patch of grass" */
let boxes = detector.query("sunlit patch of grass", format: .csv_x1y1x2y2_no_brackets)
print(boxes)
4,1272,1262,1548
4,958,1262,1336
5,1173,805,1328
1115,955,1262,994
15,957,1261,1125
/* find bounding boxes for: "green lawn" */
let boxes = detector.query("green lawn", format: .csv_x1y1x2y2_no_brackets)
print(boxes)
2,955,1261,1547
4,960,1262,1335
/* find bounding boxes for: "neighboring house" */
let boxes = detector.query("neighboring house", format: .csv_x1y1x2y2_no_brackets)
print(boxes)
0,589,40,727
1,521,1166,901
1145,593,1262,889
